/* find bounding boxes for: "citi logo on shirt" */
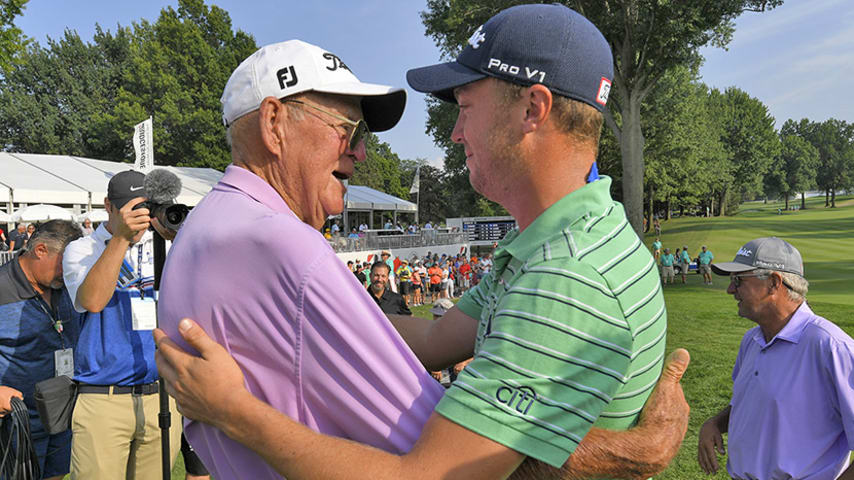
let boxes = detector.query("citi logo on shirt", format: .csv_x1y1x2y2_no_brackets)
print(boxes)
736,247,753,257
496,385,537,414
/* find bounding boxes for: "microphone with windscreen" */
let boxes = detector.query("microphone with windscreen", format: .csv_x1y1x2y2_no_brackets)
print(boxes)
137,169,189,230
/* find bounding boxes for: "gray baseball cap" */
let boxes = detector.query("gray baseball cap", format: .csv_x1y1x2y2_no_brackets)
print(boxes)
711,237,804,277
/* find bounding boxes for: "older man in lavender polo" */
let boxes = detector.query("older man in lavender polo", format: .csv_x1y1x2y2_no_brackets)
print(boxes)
698,237,854,480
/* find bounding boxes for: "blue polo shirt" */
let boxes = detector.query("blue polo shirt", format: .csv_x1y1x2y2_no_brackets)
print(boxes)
698,250,714,265
0,256,82,435
62,224,158,386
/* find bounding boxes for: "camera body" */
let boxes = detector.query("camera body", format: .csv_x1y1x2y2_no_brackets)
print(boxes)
134,201,189,231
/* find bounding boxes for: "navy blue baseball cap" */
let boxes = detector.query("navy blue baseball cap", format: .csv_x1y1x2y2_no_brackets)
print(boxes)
406,4,614,112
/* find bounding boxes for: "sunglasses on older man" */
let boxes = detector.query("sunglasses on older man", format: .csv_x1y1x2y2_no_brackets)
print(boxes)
282,99,369,151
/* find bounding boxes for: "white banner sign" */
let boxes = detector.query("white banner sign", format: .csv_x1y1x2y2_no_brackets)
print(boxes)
133,117,154,174
409,166,420,194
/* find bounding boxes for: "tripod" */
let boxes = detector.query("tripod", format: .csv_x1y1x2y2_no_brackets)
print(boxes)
152,231,171,480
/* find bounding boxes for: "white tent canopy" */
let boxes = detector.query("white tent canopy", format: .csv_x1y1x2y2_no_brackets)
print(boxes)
1,154,418,223
76,209,109,223
0,153,222,207
345,185,416,212
12,204,76,222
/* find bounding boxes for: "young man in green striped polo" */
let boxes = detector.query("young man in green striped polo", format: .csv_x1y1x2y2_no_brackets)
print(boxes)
155,5,689,479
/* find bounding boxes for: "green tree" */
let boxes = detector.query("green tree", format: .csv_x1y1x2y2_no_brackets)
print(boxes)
105,0,256,169
0,0,28,71
642,68,726,221
351,133,410,198
767,133,819,209
0,27,132,157
707,87,780,215
421,0,781,233
783,118,854,208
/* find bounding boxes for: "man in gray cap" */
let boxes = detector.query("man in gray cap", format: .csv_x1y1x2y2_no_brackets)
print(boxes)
698,237,854,480
155,5,689,480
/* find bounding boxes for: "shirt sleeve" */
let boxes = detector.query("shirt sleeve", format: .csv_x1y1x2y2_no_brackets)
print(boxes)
62,238,100,313
828,339,854,449
436,259,632,467
456,267,494,320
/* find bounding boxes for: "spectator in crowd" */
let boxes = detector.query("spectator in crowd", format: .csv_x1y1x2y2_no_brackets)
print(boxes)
369,262,411,316
698,245,714,285
354,263,368,288
154,15,690,479
25,223,35,247
383,219,393,230
346,260,355,272
652,237,662,262
0,226,6,250
679,246,691,284
699,237,854,480
358,222,368,232
396,260,413,306
62,170,181,479
81,218,95,236
407,223,417,234
323,228,332,240
440,261,453,298
458,258,472,293
0,220,83,480
330,221,341,236
410,262,423,306
379,250,396,292
660,248,676,284
423,221,433,230
426,262,442,303
8,223,28,253
348,228,359,239
653,217,661,236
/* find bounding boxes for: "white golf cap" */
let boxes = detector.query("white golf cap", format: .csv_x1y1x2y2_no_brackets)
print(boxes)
221,40,406,132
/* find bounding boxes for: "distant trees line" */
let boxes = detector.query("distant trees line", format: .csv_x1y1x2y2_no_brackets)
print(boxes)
1,0,850,228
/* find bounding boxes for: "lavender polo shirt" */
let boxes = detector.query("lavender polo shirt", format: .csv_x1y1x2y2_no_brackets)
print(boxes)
158,165,444,480
728,302,854,480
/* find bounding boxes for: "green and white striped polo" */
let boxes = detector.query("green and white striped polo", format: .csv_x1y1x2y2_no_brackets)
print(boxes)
436,177,667,468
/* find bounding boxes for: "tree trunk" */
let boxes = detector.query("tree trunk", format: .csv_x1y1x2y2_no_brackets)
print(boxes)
831,188,836,208
666,197,672,220
825,189,829,207
619,95,645,236
784,195,789,210
801,192,806,210
718,189,728,217
679,205,684,217
709,196,715,217
647,184,654,233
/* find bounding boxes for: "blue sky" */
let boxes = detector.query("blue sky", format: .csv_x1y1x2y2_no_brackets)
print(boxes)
16,1,853,167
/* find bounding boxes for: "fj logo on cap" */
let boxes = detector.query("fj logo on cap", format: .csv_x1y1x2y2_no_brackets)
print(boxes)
736,247,753,257
596,78,611,106
468,25,486,49
277,65,298,89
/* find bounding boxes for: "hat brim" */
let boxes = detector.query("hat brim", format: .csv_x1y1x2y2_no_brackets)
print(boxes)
711,262,756,276
406,61,487,104
314,82,406,133
430,307,448,316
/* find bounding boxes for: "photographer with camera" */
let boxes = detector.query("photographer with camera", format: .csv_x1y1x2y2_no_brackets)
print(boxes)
61,170,182,479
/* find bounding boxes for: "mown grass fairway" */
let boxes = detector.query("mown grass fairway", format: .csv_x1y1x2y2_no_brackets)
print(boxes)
650,195,854,479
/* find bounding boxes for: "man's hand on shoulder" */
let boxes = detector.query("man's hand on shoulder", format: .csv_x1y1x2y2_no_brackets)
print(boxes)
0,386,23,417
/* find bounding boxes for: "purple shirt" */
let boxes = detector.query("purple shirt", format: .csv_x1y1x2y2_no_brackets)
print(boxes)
159,165,444,480
728,302,854,480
